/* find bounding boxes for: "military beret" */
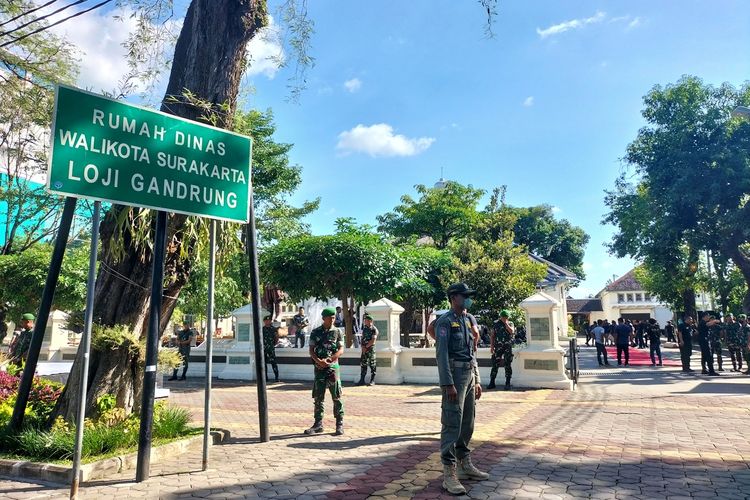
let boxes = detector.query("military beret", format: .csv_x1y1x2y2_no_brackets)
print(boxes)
21,313,35,321
322,307,336,318
500,310,510,318
739,314,747,320
263,315,272,321
363,313,373,320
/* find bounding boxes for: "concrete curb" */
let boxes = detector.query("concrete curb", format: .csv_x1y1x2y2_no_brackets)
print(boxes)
0,428,230,485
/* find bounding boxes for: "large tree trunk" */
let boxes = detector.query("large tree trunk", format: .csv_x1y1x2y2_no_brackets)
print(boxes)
399,301,415,348
53,0,267,422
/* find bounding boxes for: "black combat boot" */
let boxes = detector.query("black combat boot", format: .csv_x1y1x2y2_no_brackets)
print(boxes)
504,377,512,391
304,421,324,434
356,367,367,386
368,372,376,386
487,376,496,390
334,418,344,436
179,367,187,381
168,369,178,381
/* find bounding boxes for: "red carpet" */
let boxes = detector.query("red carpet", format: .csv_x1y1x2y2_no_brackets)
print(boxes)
604,346,681,366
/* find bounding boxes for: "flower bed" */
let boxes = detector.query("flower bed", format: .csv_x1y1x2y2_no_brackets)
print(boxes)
0,368,196,464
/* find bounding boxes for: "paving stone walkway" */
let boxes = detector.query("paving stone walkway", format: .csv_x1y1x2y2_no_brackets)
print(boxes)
2,353,750,499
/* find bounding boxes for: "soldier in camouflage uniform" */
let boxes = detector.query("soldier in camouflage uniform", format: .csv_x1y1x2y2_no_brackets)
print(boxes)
304,307,345,436
488,310,514,391
724,314,743,372
262,315,280,383
739,314,750,375
356,313,378,386
9,313,35,365
709,316,725,372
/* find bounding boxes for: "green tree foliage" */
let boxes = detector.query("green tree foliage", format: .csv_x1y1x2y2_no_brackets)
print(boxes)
178,253,246,322
377,182,485,249
510,205,590,278
605,76,750,313
234,108,319,244
451,237,547,324
0,243,89,320
260,223,412,345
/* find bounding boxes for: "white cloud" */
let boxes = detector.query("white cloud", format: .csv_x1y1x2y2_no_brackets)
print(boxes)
522,96,535,107
343,78,362,93
336,124,435,157
246,16,285,78
49,7,142,92
536,11,606,38
551,205,562,213
627,17,642,30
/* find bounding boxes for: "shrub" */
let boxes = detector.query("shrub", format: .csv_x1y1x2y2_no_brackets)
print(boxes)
153,403,191,438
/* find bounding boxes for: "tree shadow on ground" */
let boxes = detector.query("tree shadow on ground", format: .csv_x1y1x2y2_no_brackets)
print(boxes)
287,432,439,450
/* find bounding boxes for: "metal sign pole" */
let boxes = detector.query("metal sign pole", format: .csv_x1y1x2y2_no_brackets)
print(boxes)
202,219,216,470
136,210,168,482
246,192,269,442
10,196,78,431
70,201,101,499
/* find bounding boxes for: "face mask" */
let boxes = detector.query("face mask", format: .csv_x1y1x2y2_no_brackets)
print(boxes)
463,297,473,310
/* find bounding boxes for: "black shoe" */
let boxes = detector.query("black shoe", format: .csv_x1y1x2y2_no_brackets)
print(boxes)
168,376,178,381
708,372,720,376
487,382,496,390
304,421,324,435
504,383,511,391
598,363,604,366
355,379,366,386
179,376,187,381
605,362,611,366
334,420,344,436
718,368,724,372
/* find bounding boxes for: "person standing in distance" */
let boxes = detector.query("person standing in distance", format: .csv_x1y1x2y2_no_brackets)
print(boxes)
435,283,489,495
292,307,309,348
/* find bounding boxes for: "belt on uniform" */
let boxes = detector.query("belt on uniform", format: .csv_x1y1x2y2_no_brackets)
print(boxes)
450,360,474,369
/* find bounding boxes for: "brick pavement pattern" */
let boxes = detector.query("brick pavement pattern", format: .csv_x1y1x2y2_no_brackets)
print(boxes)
2,369,750,499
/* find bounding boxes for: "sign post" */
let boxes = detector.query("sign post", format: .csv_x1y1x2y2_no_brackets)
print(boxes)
41,85,253,481
202,219,216,470
70,200,101,499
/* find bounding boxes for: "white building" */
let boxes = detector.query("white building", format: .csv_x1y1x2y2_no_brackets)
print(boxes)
567,268,674,327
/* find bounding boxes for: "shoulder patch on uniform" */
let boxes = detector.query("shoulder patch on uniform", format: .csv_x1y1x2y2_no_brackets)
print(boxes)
438,326,448,337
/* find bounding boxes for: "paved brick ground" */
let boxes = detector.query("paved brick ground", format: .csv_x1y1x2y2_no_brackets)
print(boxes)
2,356,750,499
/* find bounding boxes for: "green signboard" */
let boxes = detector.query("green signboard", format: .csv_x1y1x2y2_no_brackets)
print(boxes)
47,85,252,222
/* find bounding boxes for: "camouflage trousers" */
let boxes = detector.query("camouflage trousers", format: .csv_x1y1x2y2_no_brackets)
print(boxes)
490,348,513,381
360,349,377,371
711,341,724,369
312,367,343,421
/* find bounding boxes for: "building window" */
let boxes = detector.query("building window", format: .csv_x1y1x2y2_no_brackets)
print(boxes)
644,293,651,302
627,293,634,302
529,317,551,342
635,293,643,302
618,293,625,303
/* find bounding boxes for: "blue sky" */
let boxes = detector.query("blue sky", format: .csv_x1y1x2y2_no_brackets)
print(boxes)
56,1,750,299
